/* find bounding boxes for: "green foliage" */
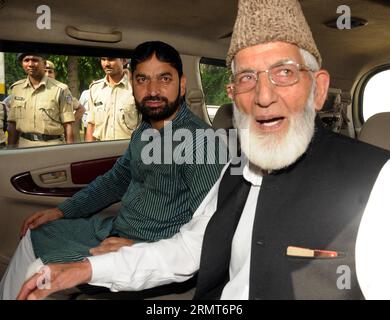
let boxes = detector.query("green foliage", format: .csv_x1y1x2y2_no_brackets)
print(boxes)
4,53,25,92
47,55,68,84
200,64,232,105
47,55,104,95
77,57,105,92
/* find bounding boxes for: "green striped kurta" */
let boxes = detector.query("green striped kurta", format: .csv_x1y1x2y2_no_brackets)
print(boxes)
31,104,226,263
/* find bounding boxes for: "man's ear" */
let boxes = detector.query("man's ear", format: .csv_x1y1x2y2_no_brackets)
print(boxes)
313,69,330,111
226,84,234,100
180,75,187,97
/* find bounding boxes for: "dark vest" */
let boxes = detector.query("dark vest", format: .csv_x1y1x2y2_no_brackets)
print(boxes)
194,122,390,300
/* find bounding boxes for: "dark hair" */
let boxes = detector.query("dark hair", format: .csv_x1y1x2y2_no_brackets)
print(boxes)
130,41,183,78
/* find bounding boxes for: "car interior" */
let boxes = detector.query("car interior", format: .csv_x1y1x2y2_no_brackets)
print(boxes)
0,0,390,299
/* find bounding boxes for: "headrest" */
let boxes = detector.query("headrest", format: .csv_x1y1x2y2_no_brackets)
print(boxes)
212,103,234,130
186,88,204,105
359,112,390,151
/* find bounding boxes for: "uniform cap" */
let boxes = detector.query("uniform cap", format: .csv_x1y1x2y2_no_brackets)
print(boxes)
226,0,322,67
45,60,55,70
17,52,48,62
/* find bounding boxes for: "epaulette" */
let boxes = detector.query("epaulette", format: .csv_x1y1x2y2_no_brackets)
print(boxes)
48,78,70,90
89,78,105,89
10,78,27,89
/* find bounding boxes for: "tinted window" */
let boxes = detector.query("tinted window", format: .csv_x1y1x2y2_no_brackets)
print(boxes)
199,59,231,122
362,69,390,121
1,51,137,149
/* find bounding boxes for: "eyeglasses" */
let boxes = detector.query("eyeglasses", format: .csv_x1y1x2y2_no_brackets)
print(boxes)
230,60,312,94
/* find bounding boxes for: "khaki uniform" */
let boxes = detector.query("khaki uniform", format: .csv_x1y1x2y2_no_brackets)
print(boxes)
87,73,139,141
0,102,6,147
8,76,75,147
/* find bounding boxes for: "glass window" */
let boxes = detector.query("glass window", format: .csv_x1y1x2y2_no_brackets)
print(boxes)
1,51,136,149
362,69,390,121
199,58,232,122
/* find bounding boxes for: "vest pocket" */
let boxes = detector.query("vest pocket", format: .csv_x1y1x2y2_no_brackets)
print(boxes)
94,105,106,125
121,106,139,130
40,102,59,123
13,102,26,120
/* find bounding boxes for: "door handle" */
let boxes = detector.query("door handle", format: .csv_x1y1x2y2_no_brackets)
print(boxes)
39,171,67,184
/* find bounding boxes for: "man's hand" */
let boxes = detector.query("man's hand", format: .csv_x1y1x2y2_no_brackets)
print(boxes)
90,237,134,256
74,104,86,122
17,260,92,300
63,122,74,144
20,208,64,238
85,123,96,142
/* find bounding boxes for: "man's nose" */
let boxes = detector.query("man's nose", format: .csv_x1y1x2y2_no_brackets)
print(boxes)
102,60,111,68
254,73,277,108
147,79,160,96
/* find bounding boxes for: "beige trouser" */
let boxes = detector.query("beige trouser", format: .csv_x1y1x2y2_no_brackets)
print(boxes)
18,137,65,148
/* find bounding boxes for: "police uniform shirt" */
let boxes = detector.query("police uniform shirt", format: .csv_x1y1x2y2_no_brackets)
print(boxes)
0,102,6,144
87,73,139,141
7,76,75,135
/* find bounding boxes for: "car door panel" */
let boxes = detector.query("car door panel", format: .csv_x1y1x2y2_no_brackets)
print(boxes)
0,140,128,276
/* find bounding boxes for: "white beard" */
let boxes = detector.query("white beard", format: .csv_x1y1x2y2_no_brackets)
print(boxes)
233,87,316,171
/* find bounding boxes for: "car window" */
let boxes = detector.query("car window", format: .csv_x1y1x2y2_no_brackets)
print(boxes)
1,51,136,149
362,68,390,121
199,58,231,122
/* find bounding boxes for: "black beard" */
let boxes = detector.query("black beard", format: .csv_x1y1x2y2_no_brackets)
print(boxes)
135,93,181,122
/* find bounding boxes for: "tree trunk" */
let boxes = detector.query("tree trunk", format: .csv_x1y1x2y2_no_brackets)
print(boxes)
67,56,81,142
67,56,79,98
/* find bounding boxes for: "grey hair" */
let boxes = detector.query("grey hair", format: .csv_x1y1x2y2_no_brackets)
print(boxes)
299,48,320,72
231,59,236,74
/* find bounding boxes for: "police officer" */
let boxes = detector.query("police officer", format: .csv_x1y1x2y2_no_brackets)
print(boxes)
85,57,140,142
45,60,86,142
0,101,6,148
7,53,75,148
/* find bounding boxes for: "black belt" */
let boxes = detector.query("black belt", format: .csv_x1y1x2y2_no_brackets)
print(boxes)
21,132,62,141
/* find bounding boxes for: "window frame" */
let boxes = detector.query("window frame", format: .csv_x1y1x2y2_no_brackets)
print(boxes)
0,40,133,60
354,63,390,127
0,39,136,147
199,56,230,123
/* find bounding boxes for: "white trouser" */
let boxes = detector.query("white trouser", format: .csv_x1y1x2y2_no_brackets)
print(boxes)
0,230,43,300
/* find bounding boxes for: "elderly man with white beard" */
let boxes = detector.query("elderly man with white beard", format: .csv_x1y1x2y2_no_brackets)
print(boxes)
18,0,390,300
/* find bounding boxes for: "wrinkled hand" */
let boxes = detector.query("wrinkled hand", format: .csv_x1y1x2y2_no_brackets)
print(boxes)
90,237,134,256
20,208,64,238
17,260,92,300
